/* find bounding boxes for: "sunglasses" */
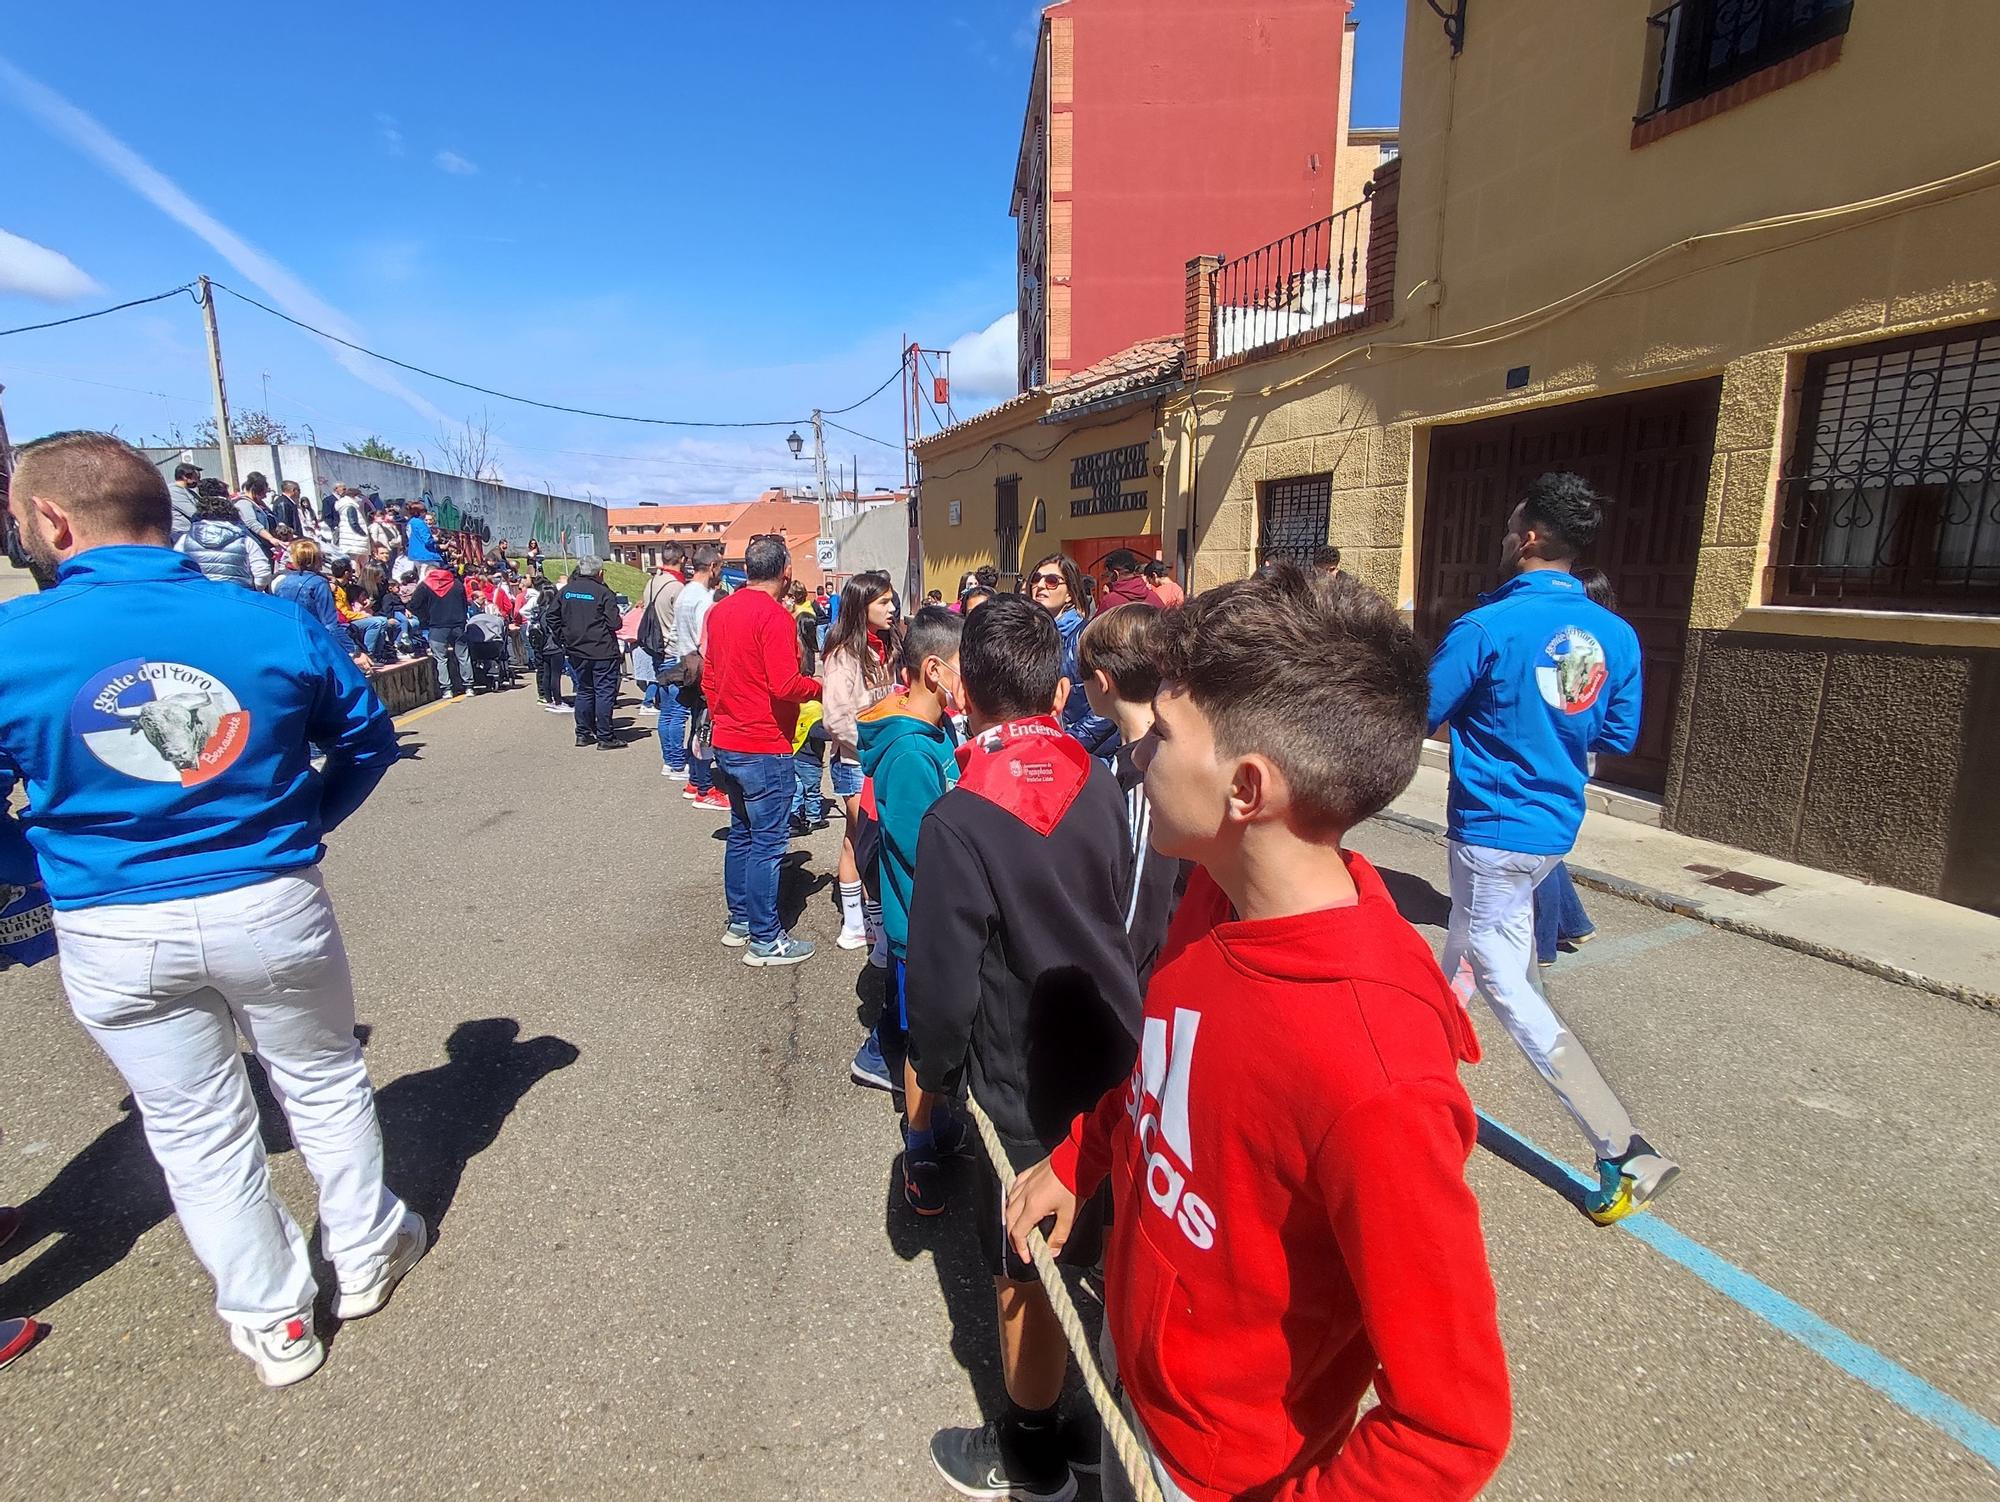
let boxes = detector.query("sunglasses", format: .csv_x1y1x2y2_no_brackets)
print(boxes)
1030,572,1066,588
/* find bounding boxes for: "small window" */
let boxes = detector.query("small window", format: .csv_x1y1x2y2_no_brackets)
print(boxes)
1770,322,2000,614
1641,0,1852,120
1258,475,1332,567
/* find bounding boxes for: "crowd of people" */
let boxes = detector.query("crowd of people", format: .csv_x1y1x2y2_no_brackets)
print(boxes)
2,431,1680,1502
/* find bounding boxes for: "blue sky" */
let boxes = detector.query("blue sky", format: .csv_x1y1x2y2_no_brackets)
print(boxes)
0,1,1405,504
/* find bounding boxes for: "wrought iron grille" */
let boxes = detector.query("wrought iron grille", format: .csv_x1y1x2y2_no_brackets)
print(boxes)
1642,0,1852,119
1210,196,1371,360
1770,322,2000,614
1258,475,1333,567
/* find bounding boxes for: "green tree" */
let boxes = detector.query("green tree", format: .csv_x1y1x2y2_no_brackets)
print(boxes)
151,408,295,447
345,435,417,465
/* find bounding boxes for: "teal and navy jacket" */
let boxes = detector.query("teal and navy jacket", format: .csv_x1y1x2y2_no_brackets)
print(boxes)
0,546,399,909
856,694,958,959
1426,569,1641,856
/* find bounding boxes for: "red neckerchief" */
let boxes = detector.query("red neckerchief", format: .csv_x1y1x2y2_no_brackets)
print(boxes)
952,714,1091,837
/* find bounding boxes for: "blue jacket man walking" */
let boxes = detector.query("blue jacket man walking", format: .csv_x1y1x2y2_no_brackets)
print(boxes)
0,433,428,1389
1426,471,1679,1225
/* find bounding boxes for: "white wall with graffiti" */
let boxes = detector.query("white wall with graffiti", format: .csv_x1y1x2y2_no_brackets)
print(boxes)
143,444,607,557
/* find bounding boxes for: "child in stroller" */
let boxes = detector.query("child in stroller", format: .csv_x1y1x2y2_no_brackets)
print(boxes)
465,608,516,693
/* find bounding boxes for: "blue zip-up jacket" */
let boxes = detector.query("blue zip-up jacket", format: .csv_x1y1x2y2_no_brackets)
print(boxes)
272,566,342,633
856,694,958,960
405,514,443,564
1053,608,1119,758
1426,569,1641,855
0,546,400,910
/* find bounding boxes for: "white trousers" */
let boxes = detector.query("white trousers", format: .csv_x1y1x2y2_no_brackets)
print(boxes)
1440,840,1636,1161
53,871,406,1329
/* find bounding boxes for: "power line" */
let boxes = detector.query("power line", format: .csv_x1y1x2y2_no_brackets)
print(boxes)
210,280,905,431
821,418,903,452
0,282,199,339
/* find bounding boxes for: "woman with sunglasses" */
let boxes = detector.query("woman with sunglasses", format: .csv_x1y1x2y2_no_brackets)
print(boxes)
1026,551,1119,756
821,572,900,961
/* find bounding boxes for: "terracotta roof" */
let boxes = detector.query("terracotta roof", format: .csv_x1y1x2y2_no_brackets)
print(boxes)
1045,336,1185,417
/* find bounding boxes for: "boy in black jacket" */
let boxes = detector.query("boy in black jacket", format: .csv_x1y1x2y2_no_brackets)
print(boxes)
908,594,1141,1502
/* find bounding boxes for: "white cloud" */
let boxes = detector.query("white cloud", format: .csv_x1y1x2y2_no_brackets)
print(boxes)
434,150,479,176
0,227,102,302
947,311,1019,407
375,112,405,156
0,54,448,424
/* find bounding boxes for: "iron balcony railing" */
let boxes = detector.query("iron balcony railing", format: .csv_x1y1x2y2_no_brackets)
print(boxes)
1640,0,1853,121
1210,193,1371,360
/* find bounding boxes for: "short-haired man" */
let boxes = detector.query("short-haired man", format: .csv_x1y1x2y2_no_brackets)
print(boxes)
673,544,725,805
1427,471,1678,1223
1097,548,1164,610
273,479,306,536
169,461,202,540
703,535,821,964
1142,558,1184,608
556,556,624,749
642,542,691,776
0,432,420,1388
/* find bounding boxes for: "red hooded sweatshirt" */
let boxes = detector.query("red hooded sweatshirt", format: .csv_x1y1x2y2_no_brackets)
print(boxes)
1050,853,1510,1501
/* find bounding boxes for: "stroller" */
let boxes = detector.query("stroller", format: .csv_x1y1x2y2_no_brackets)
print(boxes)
465,613,517,693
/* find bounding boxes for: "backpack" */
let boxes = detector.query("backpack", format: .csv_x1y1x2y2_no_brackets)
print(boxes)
636,597,669,661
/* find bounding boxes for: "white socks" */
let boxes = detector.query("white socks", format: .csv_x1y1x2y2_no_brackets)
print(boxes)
839,881,866,940
863,897,883,943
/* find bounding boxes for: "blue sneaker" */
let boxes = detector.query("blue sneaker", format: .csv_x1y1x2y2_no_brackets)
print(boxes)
1585,1135,1681,1226
743,933,815,968
850,1033,893,1092
720,923,750,948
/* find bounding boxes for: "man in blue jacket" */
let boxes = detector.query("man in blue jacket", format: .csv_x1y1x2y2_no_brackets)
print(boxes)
1427,471,1679,1225
0,432,425,1388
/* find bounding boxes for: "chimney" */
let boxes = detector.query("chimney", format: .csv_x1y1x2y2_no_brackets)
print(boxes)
1184,254,1223,368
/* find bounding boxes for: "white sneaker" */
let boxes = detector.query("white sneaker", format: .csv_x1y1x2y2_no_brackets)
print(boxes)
440,691,460,702
230,1314,325,1389
836,930,870,951
661,765,678,777
333,1211,429,1321
638,704,659,716
541,701,568,715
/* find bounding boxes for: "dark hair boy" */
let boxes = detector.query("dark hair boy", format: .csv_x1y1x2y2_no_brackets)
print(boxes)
908,593,1141,1499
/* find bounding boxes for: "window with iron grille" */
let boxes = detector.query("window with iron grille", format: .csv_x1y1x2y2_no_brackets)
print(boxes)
1770,322,2000,614
1258,475,1333,567
995,476,1021,569
1641,0,1852,120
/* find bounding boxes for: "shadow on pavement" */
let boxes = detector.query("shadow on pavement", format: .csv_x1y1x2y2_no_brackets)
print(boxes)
1374,865,1453,929
1474,1116,1591,1216
0,1018,577,1321
884,1157,1009,1423
371,1018,581,1233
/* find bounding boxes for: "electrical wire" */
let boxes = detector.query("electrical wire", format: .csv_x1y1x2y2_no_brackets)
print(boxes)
912,409,1144,487
0,282,199,339
209,280,908,431
821,418,903,452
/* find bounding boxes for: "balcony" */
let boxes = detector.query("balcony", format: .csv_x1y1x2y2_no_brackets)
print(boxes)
1188,156,1400,368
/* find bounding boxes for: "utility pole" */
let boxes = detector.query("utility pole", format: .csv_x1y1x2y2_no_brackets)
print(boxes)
197,276,239,490
811,408,837,575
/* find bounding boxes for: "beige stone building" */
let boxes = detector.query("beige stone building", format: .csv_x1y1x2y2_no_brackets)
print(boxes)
1154,0,1999,910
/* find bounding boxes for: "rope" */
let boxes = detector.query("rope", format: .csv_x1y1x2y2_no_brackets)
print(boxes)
961,1093,1167,1502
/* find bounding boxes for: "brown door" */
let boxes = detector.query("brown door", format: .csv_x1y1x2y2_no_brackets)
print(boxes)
1418,380,1720,794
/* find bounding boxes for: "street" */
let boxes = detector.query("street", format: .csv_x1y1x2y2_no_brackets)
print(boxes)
2,683,1995,1500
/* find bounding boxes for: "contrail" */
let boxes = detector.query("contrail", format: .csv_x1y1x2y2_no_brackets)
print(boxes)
0,52,450,425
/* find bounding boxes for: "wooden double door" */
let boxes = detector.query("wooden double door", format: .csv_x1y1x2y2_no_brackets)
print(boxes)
1418,380,1721,794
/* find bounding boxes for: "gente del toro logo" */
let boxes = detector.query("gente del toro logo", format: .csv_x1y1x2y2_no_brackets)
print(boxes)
70,659,252,787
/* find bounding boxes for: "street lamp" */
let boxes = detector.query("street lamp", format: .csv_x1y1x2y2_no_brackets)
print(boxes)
786,430,805,460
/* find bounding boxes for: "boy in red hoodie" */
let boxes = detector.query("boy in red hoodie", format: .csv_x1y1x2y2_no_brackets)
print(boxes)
1009,565,1511,1502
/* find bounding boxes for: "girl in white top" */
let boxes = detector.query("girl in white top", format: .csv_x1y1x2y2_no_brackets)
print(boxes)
819,571,899,950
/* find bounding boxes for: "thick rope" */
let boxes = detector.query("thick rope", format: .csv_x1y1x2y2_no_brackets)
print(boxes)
963,1093,1167,1502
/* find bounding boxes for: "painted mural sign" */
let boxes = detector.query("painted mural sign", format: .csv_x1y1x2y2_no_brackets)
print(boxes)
1069,441,1151,518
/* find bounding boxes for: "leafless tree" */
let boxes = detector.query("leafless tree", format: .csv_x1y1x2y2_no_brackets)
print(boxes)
436,410,501,482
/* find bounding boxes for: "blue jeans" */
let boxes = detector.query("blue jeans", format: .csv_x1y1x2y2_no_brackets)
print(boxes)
347,615,393,659
1533,862,1596,964
714,749,796,943
793,736,826,822
659,678,689,773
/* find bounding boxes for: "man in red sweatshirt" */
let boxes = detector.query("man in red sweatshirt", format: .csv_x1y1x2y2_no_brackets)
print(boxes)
1008,565,1511,1502
702,534,821,966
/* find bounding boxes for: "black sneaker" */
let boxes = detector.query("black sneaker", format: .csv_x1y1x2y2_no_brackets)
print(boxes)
929,1419,1075,1502
902,1109,975,1161
903,1151,946,1217
575,735,594,749
789,814,814,837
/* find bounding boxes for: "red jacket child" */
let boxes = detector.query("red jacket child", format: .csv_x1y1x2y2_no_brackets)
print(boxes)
1050,853,1511,1501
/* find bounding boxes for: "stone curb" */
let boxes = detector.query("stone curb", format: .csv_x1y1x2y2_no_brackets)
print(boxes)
1367,809,2000,1014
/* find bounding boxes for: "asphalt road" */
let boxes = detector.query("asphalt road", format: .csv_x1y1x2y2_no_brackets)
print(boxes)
3,681,1996,1500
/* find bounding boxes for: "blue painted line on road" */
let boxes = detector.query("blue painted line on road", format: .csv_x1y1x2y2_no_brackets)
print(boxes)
1476,1110,2000,1472
1555,918,1707,969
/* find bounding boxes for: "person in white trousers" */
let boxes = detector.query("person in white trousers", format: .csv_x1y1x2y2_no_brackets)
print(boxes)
0,431,423,1387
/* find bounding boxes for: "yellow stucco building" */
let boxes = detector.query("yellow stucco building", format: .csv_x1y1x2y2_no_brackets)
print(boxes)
918,0,2000,911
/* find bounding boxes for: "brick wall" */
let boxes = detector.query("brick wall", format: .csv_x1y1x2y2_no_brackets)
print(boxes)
1363,156,1400,323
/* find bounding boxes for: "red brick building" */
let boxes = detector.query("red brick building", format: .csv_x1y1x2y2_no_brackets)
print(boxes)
1013,0,1365,389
